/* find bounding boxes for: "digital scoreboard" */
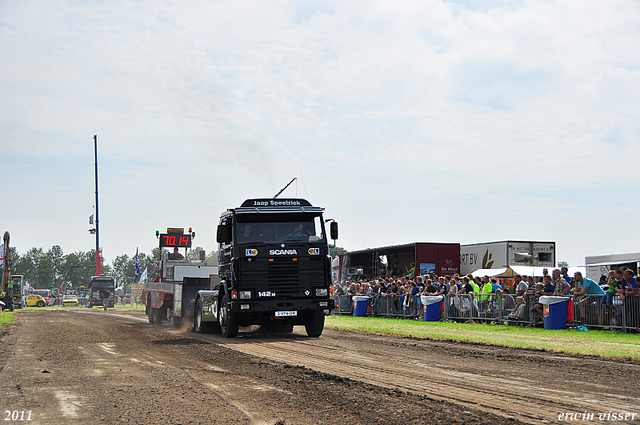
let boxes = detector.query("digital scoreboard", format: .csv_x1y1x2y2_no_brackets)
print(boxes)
159,233,192,248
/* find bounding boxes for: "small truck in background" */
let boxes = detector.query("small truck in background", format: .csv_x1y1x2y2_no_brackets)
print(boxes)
87,275,116,308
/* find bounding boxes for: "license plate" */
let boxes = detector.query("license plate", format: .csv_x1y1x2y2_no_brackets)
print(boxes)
275,311,297,317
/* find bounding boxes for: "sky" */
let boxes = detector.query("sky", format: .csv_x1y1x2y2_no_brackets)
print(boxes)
1,0,639,268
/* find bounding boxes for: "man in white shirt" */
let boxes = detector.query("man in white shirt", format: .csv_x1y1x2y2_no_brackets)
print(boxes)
514,274,528,296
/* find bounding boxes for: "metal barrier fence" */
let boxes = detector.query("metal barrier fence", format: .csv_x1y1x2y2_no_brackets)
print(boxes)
331,293,640,332
573,294,640,332
332,295,353,315
443,293,546,326
331,295,423,319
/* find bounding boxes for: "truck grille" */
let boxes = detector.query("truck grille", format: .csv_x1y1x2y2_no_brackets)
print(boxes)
267,261,300,284
238,257,326,298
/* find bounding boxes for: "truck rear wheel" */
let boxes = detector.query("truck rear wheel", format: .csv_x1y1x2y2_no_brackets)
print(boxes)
305,309,325,337
219,294,239,338
157,307,166,323
194,298,214,333
149,307,157,324
172,316,183,329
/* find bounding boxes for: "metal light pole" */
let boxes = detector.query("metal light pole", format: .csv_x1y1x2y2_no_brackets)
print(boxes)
94,135,101,276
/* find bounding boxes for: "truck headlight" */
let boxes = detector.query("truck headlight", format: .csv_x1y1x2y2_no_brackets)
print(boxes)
239,291,252,300
319,301,328,307
315,288,328,297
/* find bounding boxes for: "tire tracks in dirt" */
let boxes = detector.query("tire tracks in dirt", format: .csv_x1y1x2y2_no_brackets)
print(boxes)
67,309,290,425
187,328,640,424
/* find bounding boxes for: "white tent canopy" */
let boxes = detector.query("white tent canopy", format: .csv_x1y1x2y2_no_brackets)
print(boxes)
467,267,514,278
469,266,586,279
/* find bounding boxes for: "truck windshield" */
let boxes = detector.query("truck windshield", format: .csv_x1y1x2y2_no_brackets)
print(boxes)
92,280,114,288
236,214,325,244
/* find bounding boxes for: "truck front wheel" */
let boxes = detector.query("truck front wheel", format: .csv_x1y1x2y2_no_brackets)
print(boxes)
219,294,239,338
305,309,325,338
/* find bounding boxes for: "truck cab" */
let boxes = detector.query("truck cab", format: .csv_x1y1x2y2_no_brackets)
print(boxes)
88,276,115,308
195,198,338,337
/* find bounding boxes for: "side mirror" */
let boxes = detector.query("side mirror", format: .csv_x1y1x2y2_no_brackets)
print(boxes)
330,222,338,240
216,225,226,244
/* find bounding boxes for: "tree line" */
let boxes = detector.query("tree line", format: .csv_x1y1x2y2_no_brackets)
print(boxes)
9,244,346,293
7,246,217,292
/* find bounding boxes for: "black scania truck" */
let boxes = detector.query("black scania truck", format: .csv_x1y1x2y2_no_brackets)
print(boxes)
194,198,337,338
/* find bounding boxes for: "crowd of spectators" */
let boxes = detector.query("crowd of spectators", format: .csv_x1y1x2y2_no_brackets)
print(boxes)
331,265,639,330
332,266,577,302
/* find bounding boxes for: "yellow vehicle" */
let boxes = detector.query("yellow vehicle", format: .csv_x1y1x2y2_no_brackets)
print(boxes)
25,293,47,308
62,295,79,306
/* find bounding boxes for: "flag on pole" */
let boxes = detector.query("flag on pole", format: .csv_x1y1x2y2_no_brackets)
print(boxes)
134,248,140,283
140,267,147,283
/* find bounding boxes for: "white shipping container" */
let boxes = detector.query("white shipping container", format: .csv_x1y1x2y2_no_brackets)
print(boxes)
461,241,555,275
460,242,508,275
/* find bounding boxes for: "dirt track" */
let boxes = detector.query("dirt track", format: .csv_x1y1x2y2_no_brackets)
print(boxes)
1,308,639,424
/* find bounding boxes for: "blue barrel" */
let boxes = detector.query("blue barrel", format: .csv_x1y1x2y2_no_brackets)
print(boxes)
424,301,442,322
543,299,569,330
421,296,443,322
353,296,369,317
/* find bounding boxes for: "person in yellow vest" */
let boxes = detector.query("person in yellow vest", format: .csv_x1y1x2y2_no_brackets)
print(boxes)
481,277,493,301
467,274,480,294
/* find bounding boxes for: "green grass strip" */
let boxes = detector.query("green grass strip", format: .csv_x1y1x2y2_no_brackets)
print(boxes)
325,316,640,360
0,310,16,327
